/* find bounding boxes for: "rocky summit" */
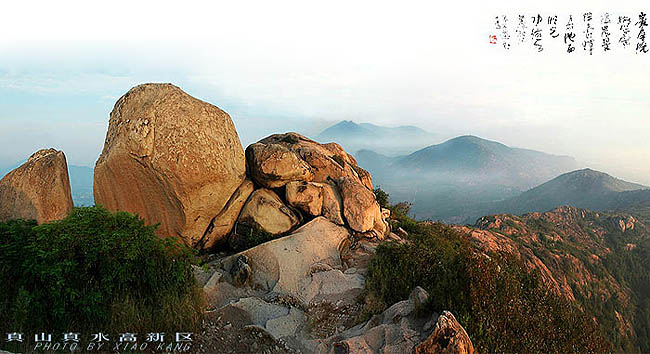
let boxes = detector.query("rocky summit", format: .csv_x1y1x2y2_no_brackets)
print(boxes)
91,84,473,352
0,148,73,223
0,83,475,353
93,84,389,250
196,217,473,353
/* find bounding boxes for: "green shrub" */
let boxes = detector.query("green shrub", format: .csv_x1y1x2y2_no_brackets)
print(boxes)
0,206,204,336
365,212,611,353
373,187,390,209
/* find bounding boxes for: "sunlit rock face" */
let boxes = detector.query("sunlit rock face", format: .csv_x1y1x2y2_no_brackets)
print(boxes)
0,148,73,224
94,83,246,248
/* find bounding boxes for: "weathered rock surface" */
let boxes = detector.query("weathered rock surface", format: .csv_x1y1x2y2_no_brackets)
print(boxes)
246,133,372,190
200,234,475,354
410,286,429,309
299,269,365,306
237,188,300,235
285,181,323,216
415,311,475,354
236,132,388,247
219,217,350,296
197,178,254,249
223,297,290,327
316,287,430,353
245,142,314,188
93,83,246,248
321,183,345,225
283,180,346,226
336,177,387,237
0,148,73,223
265,307,307,339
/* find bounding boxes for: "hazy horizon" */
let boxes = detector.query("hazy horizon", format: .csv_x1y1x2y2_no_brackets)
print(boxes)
1,0,649,185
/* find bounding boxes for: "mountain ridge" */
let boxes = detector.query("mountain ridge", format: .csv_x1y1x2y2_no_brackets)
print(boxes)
492,168,649,217
456,205,650,352
395,135,578,189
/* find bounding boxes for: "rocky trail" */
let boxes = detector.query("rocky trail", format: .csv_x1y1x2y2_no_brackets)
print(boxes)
191,222,471,353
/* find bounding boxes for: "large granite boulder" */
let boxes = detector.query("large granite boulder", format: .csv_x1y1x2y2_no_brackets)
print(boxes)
245,142,314,188
196,179,255,249
246,133,372,190
93,83,246,248
0,148,73,223
321,182,345,225
245,132,385,237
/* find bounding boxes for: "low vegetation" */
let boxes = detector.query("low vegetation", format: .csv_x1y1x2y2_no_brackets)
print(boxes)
487,209,650,353
0,206,204,345
366,189,611,353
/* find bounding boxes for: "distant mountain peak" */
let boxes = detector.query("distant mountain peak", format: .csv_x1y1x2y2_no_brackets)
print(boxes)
553,168,647,192
395,134,578,189
488,168,650,217
335,120,360,127
315,120,438,156
452,134,484,141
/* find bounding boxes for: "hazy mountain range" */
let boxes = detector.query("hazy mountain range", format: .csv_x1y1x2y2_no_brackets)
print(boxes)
320,120,650,224
394,134,577,189
351,131,580,223
316,120,440,156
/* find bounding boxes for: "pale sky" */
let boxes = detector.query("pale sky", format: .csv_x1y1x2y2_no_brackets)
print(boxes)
1,0,649,184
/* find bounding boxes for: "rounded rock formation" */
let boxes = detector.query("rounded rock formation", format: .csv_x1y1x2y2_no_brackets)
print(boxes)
93,83,246,247
246,132,372,190
285,181,323,217
0,148,73,223
236,188,300,235
336,176,387,237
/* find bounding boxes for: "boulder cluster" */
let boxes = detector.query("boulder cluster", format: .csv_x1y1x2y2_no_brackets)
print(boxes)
0,83,388,249
92,83,390,250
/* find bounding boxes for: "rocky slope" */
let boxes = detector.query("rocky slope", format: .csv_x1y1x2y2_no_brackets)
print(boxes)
194,217,472,353
456,206,650,352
